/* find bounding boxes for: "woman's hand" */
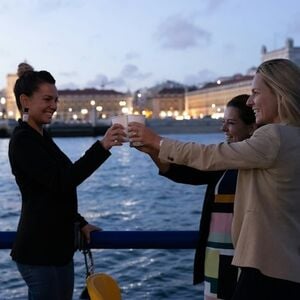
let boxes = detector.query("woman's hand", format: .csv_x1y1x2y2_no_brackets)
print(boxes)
128,122,162,152
100,124,127,150
81,223,102,244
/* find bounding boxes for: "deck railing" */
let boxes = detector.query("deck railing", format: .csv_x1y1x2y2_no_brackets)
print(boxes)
0,231,199,250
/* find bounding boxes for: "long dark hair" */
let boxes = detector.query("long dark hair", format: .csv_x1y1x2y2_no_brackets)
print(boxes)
226,94,255,125
14,63,56,111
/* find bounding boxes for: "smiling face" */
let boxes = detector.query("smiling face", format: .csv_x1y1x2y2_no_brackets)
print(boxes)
21,83,58,133
247,73,280,125
222,106,255,143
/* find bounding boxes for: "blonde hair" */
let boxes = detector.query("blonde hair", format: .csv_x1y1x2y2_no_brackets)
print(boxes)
257,59,300,126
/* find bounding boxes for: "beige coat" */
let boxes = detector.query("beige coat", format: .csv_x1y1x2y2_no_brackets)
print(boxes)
159,124,300,283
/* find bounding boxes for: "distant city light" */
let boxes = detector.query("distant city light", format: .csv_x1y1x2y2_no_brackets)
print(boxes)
81,109,88,115
0,97,6,105
211,103,216,108
90,100,95,106
121,107,129,114
160,111,167,118
68,108,72,112
96,106,103,112
212,112,224,119
217,80,221,85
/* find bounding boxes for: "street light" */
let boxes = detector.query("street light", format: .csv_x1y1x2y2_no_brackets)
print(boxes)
0,97,6,119
90,99,96,126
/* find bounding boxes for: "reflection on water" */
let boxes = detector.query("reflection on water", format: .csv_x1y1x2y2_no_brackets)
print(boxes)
0,133,223,299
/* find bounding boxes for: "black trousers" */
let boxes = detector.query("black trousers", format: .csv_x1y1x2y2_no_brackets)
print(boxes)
231,267,300,300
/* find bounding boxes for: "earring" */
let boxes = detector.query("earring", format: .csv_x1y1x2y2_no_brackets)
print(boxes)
22,108,29,122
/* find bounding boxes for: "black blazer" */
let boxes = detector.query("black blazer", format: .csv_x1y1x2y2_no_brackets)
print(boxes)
160,164,224,284
9,120,111,265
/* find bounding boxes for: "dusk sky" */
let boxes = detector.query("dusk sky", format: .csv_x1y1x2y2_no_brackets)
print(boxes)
1,0,300,92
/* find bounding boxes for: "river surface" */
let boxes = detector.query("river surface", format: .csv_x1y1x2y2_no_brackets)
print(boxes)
0,132,223,300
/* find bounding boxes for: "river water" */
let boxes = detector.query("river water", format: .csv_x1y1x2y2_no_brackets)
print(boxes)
0,132,223,300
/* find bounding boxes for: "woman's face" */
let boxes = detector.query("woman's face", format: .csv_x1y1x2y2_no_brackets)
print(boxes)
247,73,280,125
222,106,254,143
25,83,58,128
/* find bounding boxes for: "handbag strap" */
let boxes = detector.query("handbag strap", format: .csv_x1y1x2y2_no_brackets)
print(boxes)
82,247,95,277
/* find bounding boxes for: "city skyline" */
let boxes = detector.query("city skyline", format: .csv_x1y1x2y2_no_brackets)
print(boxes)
0,0,300,92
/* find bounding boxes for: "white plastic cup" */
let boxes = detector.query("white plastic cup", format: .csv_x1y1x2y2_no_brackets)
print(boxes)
111,114,145,144
127,114,145,125
127,114,145,147
111,115,129,141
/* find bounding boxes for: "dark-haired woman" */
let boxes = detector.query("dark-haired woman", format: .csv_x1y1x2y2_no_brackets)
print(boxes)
9,63,125,300
130,95,257,299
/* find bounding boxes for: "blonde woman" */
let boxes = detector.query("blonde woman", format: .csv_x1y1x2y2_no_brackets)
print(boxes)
128,59,300,299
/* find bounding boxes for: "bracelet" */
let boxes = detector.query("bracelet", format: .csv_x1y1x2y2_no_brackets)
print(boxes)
159,139,164,148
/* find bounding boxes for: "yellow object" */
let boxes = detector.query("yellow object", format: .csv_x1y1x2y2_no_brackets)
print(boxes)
86,273,122,300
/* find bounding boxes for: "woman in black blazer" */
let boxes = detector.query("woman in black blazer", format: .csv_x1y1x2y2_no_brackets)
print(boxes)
9,63,125,300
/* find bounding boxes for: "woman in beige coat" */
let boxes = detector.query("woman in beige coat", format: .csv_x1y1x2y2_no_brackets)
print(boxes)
128,59,300,299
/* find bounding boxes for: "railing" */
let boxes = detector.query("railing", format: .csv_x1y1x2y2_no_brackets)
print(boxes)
0,231,199,250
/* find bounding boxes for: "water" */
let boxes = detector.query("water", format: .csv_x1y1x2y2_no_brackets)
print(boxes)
0,132,223,300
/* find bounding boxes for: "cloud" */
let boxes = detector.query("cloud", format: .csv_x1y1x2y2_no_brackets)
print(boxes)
124,52,140,61
59,71,78,77
57,82,80,90
120,64,151,80
287,14,300,34
34,0,79,13
0,2,9,15
205,0,226,14
183,69,217,86
84,64,152,91
86,74,112,89
154,15,211,50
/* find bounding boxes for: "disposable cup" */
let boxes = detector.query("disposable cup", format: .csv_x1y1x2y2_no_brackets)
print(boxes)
127,114,145,147
111,115,128,141
111,114,145,144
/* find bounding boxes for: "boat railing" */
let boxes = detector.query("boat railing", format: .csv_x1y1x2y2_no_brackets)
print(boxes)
0,231,199,250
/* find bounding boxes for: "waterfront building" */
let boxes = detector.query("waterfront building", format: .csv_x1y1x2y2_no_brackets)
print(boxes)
4,73,133,122
147,87,186,119
5,73,18,119
3,38,300,121
55,89,132,123
132,81,195,119
153,87,186,119
261,38,300,65
185,37,300,118
186,74,254,118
